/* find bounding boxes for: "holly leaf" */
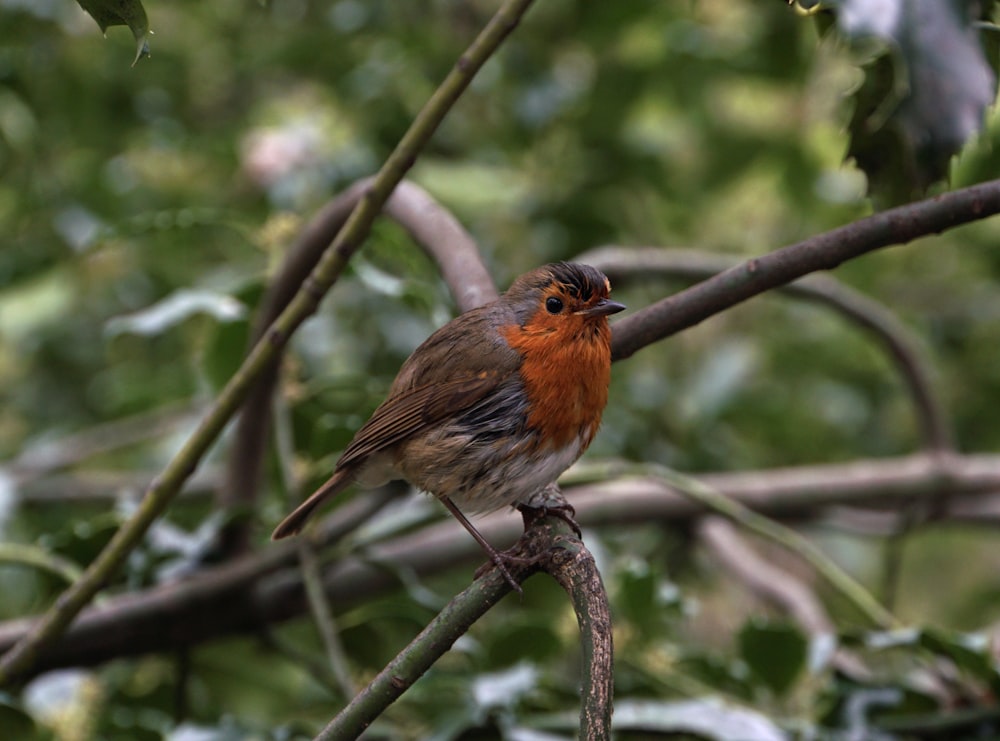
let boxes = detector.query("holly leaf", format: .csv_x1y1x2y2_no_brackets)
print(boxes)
75,0,152,65
826,0,996,204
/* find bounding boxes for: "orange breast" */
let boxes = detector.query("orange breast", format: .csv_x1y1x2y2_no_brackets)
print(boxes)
501,313,612,453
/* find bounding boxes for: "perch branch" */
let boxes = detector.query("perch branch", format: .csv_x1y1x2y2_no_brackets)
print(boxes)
317,500,611,740
314,542,532,740
0,0,535,685
521,502,614,739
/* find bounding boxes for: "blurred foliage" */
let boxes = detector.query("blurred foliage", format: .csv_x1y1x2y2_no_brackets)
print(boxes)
810,0,998,205
2,0,1000,739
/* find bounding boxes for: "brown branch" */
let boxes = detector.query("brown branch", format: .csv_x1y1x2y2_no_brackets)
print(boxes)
3,452,997,679
522,500,614,739
697,517,869,678
609,178,1000,363
582,246,952,451
219,180,497,556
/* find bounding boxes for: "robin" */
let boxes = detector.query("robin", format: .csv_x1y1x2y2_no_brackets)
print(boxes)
272,262,624,588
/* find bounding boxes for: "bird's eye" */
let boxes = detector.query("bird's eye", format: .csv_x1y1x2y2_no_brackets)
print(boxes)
545,296,564,314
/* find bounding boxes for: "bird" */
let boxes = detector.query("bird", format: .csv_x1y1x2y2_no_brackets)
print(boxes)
272,262,624,587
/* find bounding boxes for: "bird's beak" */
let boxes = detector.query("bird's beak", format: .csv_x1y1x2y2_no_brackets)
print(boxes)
577,298,626,317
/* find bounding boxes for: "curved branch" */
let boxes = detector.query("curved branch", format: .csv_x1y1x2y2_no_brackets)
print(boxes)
609,179,1000,364
643,465,898,628
522,501,613,739
220,178,497,555
0,544,83,586
0,0,534,686
315,548,529,740
582,246,952,451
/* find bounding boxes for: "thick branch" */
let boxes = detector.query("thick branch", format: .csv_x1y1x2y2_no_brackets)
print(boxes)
2,452,997,679
609,179,1000,362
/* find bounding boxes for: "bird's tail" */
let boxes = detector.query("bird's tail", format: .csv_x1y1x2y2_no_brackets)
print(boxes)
271,468,353,540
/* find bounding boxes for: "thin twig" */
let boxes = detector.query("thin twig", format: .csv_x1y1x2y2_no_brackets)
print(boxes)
0,0,536,685
274,389,356,697
636,464,898,629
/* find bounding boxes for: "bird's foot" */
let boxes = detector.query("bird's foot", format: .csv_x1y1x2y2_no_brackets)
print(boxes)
474,547,544,595
517,500,582,538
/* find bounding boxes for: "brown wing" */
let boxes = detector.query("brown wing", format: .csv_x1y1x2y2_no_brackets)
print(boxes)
271,371,507,540
336,369,506,469
336,303,520,469
271,304,520,541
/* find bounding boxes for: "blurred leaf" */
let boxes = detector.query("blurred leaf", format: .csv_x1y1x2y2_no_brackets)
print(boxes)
484,622,564,667
610,698,787,740
833,0,996,203
738,619,808,696
918,628,1000,696
75,0,151,65
470,663,539,715
0,695,39,741
201,316,250,391
105,290,246,338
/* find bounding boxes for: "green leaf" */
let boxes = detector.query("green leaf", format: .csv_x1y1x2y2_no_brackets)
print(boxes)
833,0,996,204
918,628,1000,696
738,619,808,696
75,0,152,65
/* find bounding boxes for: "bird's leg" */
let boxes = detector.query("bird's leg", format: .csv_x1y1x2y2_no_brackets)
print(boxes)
439,495,532,595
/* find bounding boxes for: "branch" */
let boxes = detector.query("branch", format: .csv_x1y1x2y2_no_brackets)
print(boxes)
521,502,613,739
0,544,83,586
609,179,1000,362
0,0,536,686
582,246,952,451
317,498,611,740
220,178,497,555
2,452,995,679
9,401,203,481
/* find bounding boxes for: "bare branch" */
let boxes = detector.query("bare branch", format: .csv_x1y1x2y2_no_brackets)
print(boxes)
698,517,833,634
2,452,997,679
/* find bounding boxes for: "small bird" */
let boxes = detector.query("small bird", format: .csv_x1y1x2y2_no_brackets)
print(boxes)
272,262,624,585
